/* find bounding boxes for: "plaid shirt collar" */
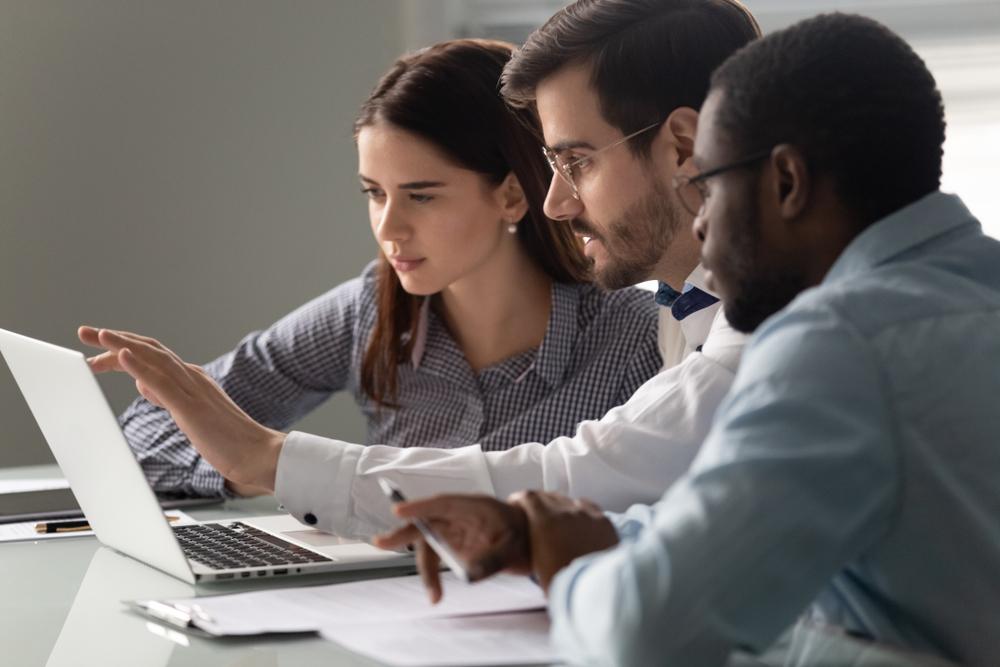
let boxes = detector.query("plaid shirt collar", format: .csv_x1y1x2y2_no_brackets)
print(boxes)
410,281,580,390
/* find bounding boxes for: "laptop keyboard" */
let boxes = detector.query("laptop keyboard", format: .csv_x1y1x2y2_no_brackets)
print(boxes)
173,521,333,571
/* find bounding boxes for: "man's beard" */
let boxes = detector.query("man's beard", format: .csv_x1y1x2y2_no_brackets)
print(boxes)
721,206,806,334
583,180,681,290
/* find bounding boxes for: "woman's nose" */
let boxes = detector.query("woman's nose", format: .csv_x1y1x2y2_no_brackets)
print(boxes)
374,200,409,242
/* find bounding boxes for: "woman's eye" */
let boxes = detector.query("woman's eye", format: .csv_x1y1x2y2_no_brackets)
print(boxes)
409,193,434,204
360,187,385,200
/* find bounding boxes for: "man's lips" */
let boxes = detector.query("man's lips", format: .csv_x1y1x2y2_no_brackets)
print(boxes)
570,221,598,236
570,221,601,246
700,256,717,292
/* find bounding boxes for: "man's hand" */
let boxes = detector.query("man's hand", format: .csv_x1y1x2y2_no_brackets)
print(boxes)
374,490,619,602
78,326,284,493
508,490,619,592
374,494,532,603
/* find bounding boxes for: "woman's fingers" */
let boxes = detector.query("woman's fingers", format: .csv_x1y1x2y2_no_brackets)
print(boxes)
78,326,102,348
82,327,192,409
117,347,184,407
81,326,192,378
85,351,124,374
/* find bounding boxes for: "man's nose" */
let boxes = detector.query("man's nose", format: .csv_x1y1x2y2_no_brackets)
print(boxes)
543,173,584,222
692,209,707,243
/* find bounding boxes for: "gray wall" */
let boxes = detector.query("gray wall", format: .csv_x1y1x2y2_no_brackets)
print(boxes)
1,1,407,466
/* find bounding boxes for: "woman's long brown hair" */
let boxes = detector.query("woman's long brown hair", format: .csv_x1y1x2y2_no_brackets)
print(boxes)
355,39,590,407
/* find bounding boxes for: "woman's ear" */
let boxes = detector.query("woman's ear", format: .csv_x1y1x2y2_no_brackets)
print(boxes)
496,172,530,223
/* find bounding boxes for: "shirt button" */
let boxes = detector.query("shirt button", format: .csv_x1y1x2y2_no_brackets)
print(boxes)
303,512,318,525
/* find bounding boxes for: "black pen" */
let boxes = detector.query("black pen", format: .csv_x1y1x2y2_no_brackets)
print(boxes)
35,514,179,534
35,519,90,534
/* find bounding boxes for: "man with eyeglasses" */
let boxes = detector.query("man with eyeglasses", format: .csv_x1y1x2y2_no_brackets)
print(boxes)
377,11,1000,667
85,0,766,544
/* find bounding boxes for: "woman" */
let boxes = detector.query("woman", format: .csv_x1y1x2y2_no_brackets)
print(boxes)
83,39,661,497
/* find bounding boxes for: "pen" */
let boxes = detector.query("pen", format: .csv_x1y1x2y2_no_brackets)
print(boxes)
35,519,90,533
35,514,180,534
377,478,470,583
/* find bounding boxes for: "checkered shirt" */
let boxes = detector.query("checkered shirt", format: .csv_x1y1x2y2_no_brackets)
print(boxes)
121,261,663,496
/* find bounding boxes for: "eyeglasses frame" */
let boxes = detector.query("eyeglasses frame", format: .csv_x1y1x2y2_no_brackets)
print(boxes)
672,147,774,217
542,120,664,200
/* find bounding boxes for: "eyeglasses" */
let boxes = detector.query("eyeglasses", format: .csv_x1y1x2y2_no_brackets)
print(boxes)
672,148,773,217
542,121,663,200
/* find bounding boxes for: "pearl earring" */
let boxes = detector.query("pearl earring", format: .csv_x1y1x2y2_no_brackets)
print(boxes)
507,221,518,234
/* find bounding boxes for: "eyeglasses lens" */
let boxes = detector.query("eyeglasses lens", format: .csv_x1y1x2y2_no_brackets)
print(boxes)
677,180,704,217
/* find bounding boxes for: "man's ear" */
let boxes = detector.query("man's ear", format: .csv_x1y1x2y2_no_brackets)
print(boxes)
769,144,810,220
660,107,699,170
496,172,529,222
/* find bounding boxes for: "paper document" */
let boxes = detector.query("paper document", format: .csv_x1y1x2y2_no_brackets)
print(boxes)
0,477,70,494
0,510,194,543
140,572,546,637
319,610,556,667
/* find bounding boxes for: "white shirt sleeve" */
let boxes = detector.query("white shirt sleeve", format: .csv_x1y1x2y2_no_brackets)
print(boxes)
274,310,746,540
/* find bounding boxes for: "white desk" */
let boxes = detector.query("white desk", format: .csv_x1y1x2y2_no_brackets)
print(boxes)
0,465,957,667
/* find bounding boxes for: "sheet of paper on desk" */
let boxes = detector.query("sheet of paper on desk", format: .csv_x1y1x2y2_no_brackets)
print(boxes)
0,509,194,543
0,477,69,493
152,572,546,637
319,610,557,667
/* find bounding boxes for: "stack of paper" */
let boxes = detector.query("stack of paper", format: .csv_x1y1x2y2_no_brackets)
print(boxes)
319,609,554,667
135,572,557,666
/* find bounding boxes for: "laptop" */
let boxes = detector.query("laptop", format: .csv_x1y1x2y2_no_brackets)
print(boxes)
0,328,413,583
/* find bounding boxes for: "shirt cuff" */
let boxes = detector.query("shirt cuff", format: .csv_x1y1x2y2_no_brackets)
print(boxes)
607,503,656,542
274,430,365,536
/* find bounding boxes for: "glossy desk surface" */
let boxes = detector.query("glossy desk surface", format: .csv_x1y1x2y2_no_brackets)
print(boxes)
1,465,957,667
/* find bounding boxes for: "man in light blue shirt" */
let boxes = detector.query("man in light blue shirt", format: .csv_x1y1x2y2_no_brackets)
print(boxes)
376,12,1000,666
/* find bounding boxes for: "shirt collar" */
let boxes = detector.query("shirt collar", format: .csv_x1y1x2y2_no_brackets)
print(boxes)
411,281,578,389
825,192,978,285
531,281,579,388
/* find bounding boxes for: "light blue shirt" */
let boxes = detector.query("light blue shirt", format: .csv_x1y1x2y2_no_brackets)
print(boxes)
548,192,1000,667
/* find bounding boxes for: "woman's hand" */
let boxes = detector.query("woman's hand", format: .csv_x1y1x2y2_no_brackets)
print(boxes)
78,326,284,493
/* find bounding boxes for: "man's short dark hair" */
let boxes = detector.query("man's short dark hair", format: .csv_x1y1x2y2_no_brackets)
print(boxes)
501,0,761,157
710,13,946,226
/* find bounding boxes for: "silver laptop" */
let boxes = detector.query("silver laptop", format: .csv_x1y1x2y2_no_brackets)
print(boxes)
0,328,413,583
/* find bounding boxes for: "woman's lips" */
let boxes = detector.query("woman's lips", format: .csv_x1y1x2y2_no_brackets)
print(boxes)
390,257,425,272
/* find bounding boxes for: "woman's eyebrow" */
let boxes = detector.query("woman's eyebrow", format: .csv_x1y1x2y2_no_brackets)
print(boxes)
398,181,446,190
358,175,445,190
